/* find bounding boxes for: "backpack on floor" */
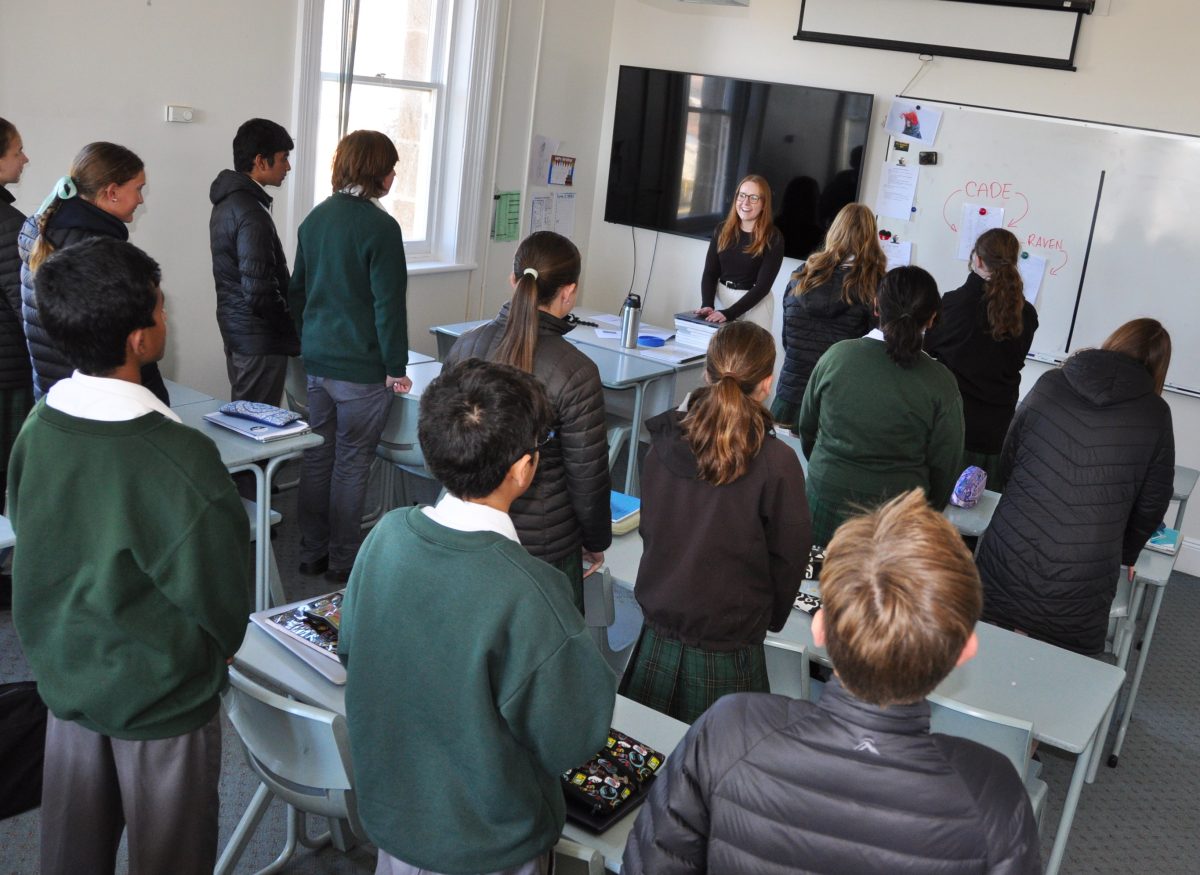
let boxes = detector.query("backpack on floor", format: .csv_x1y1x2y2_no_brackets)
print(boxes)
0,681,46,819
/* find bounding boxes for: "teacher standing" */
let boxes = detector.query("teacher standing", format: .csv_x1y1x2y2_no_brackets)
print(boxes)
696,174,784,331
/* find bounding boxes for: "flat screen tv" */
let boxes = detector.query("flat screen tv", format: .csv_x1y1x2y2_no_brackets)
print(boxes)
604,65,873,259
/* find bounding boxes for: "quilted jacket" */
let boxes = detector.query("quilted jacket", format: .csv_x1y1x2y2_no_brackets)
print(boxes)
0,188,32,390
976,349,1174,654
208,170,299,356
776,266,874,405
19,202,168,403
623,680,1041,874
443,306,611,561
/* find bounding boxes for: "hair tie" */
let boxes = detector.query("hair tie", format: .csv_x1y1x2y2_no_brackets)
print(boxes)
37,176,77,215
523,267,539,281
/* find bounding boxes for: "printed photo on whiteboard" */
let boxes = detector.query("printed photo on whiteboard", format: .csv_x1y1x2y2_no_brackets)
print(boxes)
548,155,576,186
885,99,943,145
956,203,1004,261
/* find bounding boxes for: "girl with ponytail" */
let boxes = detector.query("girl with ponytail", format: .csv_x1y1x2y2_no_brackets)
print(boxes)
620,321,812,724
800,265,964,546
443,230,611,610
17,142,167,403
925,227,1038,486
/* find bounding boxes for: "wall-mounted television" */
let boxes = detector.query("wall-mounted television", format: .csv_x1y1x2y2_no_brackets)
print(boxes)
604,65,874,259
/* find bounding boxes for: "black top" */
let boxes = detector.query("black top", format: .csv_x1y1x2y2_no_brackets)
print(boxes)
634,408,810,650
0,187,32,391
924,271,1038,454
699,226,784,321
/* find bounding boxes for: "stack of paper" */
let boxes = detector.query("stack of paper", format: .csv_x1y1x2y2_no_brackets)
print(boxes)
674,312,719,352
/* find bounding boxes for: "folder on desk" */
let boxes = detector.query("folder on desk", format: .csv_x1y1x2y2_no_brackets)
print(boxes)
204,411,311,442
250,591,346,684
1146,525,1180,555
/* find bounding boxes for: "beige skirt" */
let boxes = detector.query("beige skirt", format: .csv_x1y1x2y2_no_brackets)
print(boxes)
716,284,774,332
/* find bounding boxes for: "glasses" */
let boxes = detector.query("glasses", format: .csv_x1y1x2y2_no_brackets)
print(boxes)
525,428,555,460
735,192,762,203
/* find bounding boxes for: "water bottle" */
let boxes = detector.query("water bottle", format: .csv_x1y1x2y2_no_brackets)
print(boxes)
620,293,642,349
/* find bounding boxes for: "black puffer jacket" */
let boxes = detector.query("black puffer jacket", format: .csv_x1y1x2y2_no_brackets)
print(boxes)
18,201,168,403
0,188,32,390
443,306,611,561
208,170,299,356
977,349,1174,654
776,266,873,405
624,681,1041,874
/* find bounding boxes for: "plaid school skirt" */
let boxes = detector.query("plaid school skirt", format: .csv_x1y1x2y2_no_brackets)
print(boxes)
618,625,769,725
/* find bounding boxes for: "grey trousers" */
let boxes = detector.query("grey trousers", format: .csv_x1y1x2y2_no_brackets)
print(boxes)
375,849,553,875
40,711,222,875
299,376,392,571
225,349,289,405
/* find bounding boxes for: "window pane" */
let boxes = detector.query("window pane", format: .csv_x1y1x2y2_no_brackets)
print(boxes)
312,80,436,243
355,0,435,82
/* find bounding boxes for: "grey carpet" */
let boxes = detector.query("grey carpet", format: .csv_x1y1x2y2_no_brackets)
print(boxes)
2,471,1199,873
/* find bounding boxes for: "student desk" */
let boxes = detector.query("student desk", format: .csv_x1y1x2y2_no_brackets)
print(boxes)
163,379,214,407
600,530,1123,875
428,318,675,495
175,400,323,611
231,622,688,874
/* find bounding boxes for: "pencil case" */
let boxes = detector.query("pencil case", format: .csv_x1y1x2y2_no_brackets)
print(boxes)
219,401,303,428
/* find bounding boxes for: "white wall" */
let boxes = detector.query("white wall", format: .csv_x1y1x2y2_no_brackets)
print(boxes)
1,0,301,398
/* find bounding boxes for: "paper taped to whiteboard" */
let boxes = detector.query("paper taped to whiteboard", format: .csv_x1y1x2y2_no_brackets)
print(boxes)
956,204,1004,260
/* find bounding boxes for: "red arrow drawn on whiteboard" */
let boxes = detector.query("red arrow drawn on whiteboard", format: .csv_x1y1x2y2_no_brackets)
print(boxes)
943,189,963,232
1049,250,1069,276
1007,192,1029,228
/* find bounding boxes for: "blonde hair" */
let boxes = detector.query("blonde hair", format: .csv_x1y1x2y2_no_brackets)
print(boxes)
790,203,885,308
820,489,981,706
29,142,143,272
682,321,775,486
1101,318,1171,395
716,174,777,258
973,228,1025,341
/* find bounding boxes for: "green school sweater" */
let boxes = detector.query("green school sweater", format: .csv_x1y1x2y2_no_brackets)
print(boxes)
289,193,408,383
799,337,964,514
338,507,616,873
8,403,251,740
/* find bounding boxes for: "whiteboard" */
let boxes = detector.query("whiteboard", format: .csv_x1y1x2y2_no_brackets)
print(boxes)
881,99,1200,394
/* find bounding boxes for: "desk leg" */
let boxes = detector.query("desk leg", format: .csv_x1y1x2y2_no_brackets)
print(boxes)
262,453,303,610
624,383,645,497
1108,583,1167,767
1046,735,1097,875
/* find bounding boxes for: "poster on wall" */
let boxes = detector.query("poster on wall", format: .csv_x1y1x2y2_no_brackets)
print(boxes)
885,99,942,144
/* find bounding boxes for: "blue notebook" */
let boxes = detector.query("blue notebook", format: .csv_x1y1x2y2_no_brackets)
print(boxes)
1146,524,1180,555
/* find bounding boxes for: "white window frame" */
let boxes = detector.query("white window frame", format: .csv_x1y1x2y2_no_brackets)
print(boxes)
289,0,499,273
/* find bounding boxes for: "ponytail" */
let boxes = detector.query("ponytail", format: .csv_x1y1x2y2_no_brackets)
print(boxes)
683,322,775,485
27,142,144,274
494,232,581,374
878,266,940,368
973,228,1024,340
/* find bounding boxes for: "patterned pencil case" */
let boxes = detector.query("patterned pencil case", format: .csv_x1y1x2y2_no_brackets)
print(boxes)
219,401,303,428
950,465,988,508
562,729,665,832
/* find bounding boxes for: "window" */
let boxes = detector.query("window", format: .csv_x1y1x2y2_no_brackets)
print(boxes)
296,0,498,267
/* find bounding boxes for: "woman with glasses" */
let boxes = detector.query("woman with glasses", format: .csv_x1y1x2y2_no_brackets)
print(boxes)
443,231,610,612
695,174,784,331
620,322,811,724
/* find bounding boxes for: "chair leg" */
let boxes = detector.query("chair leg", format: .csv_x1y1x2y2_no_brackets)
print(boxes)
214,783,274,875
255,804,305,875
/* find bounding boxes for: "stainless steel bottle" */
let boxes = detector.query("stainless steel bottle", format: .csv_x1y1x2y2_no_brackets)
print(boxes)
620,293,642,349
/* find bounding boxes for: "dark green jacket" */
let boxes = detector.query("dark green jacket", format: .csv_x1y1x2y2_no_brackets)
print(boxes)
339,507,615,872
290,193,408,382
9,403,251,740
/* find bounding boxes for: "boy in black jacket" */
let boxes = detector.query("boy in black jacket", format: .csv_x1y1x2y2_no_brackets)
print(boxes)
624,489,1041,874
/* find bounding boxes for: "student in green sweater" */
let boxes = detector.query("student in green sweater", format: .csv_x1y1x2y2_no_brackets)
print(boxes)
339,359,615,875
289,129,410,582
8,237,251,875
800,265,964,545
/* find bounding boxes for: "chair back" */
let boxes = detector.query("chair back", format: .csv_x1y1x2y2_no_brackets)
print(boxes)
928,695,1033,778
285,358,309,419
223,666,359,824
377,361,443,468
764,639,810,701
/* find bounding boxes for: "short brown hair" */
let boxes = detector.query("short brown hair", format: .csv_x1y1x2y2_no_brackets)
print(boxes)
1101,318,1171,395
331,129,399,197
820,489,981,706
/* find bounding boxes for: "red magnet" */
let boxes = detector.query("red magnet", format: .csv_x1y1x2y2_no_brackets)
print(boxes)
979,207,987,215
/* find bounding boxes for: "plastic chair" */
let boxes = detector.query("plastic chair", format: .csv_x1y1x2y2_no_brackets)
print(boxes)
764,639,811,702
928,696,1048,830
554,837,604,875
283,357,309,420
216,666,363,875
369,362,444,520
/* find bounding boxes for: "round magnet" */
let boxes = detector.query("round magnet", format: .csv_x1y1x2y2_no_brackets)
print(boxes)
979,208,987,215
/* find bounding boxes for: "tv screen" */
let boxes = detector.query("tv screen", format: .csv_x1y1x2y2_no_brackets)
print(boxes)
604,66,873,259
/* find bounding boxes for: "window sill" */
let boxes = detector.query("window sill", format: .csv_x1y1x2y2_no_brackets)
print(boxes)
406,259,478,277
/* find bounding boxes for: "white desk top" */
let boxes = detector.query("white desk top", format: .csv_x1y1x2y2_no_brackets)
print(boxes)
175,399,324,469
601,531,1123,756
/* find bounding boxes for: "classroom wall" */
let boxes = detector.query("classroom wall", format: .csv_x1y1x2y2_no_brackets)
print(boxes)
0,0,302,398
576,0,1200,572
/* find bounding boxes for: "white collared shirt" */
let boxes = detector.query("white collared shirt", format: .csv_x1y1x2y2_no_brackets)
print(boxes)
46,370,181,424
865,327,886,342
421,493,520,543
